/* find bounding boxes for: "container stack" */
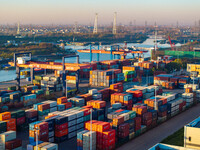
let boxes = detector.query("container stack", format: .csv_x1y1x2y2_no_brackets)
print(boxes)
110,93,133,110
126,88,143,103
41,76,62,92
178,76,190,89
108,110,137,146
182,93,194,108
33,103,50,120
27,142,58,150
84,120,115,150
154,74,173,86
0,131,22,150
77,130,96,150
89,69,124,87
68,97,85,107
10,110,25,129
25,109,38,124
0,112,16,132
196,90,200,102
98,88,110,102
29,121,49,142
184,84,199,92
57,97,72,110
110,82,123,93
98,60,119,70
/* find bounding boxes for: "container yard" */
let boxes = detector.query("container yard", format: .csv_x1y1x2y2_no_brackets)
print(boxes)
0,54,200,150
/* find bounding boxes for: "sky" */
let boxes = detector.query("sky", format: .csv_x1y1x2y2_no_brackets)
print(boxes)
0,0,200,26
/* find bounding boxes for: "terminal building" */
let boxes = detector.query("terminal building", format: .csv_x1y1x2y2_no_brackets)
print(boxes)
149,116,200,150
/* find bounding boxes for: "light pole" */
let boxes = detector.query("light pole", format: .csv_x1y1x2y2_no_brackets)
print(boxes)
34,127,39,150
90,108,93,150
154,85,157,110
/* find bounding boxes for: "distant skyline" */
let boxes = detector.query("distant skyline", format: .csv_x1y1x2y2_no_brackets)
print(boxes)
0,0,200,26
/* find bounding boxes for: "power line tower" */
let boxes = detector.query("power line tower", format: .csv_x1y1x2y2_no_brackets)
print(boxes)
145,20,147,32
154,22,158,51
113,12,117,34
176,21,179,28
74,22,77,33
17,22,20,35
93,13,98,34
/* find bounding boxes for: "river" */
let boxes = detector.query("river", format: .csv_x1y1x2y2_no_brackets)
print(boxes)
0,38,181,82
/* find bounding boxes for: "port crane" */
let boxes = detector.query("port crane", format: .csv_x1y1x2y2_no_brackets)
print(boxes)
168,35,175,51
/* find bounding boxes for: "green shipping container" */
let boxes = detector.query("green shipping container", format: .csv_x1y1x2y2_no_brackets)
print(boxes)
11,110,25,119
135,129,141,137
128,111,136,119
38,109,50,116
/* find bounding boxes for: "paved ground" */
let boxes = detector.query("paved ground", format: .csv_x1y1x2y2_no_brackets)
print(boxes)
117,103,200,150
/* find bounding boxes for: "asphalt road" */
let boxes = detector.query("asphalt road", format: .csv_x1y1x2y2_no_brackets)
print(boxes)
117,103,200,150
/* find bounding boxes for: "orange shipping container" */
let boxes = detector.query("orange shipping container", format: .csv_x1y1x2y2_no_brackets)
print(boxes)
29,130,35,137
4,118,16,127
0,112,11,121
97,122,110,132
57,97,67,104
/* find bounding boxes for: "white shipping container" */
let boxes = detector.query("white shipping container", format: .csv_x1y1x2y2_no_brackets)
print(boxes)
0,143,5,150
68,125,77,133
41,143,58,150
68,131,77,139
48,131,54,138
77,117,84,124
43,100,57,108
0,131,16,143
68,120,77,127
89,89,98,95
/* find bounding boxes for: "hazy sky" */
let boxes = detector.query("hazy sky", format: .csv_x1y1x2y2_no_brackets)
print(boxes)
0,0,200,25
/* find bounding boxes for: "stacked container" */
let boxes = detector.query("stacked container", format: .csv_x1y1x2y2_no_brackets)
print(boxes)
41,76,62,92
25,109,38,124
11,110,25,129
0,112,16,132
89,69,124,87
84,120,115,150
0,131,22,150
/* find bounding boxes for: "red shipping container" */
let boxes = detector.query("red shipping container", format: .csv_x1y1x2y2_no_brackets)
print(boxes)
5,139,22,150
16,116,25,125
115,109,125,113
158,111,167,117
80,108,91,116
26,110,38,118
36,134,48,142
34,122,48,131
118,130,129,138
63,102,72,109
102,129,116,140
118,123,130,132
102,138,115,146
134,117,141,125
55,129,68,137
55,122,68,131
38,103,50,111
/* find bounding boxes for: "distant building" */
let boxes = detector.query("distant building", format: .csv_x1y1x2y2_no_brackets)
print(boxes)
184,116,200,149
4,40,18,46
149,143,198,150
187,64,200,74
